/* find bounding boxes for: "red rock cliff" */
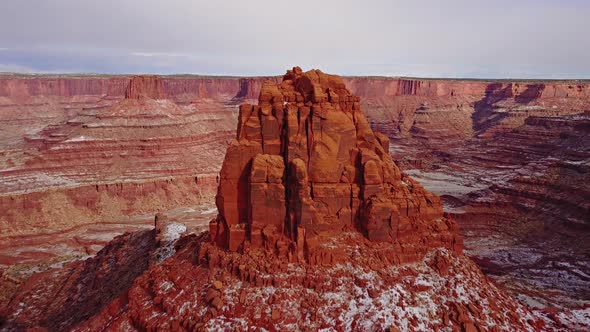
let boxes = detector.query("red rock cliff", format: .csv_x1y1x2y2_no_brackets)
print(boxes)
0,75,279,105
210,67,462,261
124,75,165,99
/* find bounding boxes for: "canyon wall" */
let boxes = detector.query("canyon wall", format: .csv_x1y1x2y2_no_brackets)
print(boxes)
1,72,589,329
1,75,589,301
0,75,242,238
1,69,554,332
3,74,587,101
0,75,279,103
344,77,590,139
2,75,587,141
1,74,589,230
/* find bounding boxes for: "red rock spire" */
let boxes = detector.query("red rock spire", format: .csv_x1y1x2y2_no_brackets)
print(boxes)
210,67,462,261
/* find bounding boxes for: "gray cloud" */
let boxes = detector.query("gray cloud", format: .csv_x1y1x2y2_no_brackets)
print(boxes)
0,0,588,78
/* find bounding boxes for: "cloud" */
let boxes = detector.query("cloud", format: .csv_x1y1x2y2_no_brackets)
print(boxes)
131,52,195,58
0,0,588,77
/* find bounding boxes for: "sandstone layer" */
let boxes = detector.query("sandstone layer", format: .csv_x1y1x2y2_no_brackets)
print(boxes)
0,229,157,331
72,232,577,331
379,82,590,309
347,77,590,141
210,67,462,262
404,112,590,309
0,75,232,240
6,227,585,331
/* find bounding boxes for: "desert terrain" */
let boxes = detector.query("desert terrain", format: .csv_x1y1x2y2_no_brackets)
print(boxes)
0,69,588,330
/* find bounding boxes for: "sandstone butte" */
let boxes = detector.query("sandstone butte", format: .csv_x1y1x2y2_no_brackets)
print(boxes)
2,68,576,332
209,66,463,263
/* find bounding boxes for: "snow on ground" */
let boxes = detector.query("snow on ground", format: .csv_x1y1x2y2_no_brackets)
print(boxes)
159,223,187,244
555,308,590,330
204,249,563,331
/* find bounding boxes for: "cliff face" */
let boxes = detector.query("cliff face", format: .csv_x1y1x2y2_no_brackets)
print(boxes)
0,76,130,98
210,67,462,262
1,73,589,315
2,74,587,141
345,78,590,310
345,77,590,99
0,75,278,104
344,77,590,140
4,75,586,99
124,75,165,100
390,104,590,309
1,229,158,331
0,75,233,238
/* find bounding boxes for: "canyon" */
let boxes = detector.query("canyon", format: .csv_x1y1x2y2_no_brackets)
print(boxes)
0,70,588,330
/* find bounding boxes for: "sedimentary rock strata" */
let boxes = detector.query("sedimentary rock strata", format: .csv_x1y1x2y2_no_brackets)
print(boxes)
435,113,590,309
384,89,590,309
210,67,462,262
1,72,589,330
0,75,233,238
71,233,561,331
64,68,544,331
345,77,590,140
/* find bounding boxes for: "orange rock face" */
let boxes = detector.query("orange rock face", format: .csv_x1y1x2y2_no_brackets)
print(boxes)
210,67,462,261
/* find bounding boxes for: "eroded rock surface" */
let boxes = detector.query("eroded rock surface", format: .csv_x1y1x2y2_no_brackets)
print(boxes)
0,230,157,331
387,99,590,309
0,75,229,239
210,67,462,262
1,72,589,330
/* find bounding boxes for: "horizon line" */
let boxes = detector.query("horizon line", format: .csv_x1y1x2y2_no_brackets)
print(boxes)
1,71,589,83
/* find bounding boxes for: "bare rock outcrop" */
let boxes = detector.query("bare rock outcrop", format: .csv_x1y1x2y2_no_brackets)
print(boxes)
124,75,165,100
0,75,231,240
210,67,462,262
5,69,584,332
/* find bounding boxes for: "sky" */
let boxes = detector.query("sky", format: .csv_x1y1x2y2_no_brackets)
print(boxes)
0,0,588,78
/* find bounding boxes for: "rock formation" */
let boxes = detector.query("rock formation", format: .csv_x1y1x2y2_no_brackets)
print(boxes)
387,99,590,309
124,75,165,100
2,68,589,331
345,76,590,309
210,67,462,262
345,77,590,140
0,75,230,240
1,71,590,329
431,112,590,309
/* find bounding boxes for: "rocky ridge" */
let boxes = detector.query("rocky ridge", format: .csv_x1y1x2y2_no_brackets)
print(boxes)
425,112,590,309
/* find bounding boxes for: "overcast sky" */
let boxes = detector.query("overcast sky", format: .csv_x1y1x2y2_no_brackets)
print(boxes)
0,0,588,78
